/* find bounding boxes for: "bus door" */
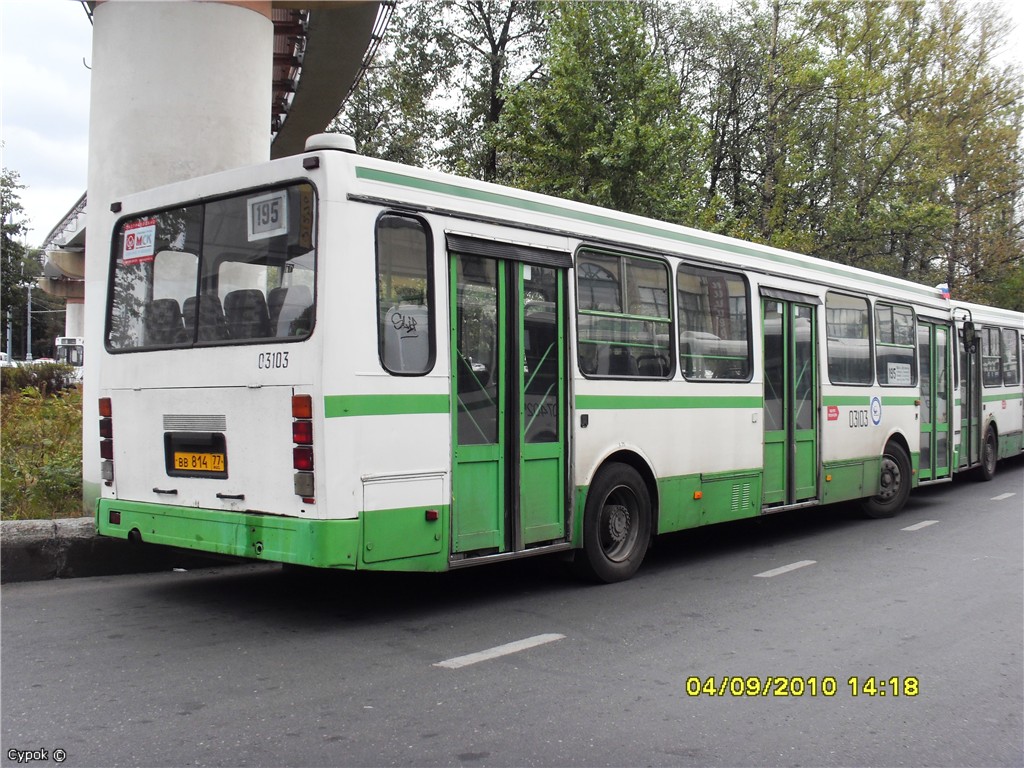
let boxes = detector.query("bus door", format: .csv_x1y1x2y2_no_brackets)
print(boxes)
918,322,953,480
958,327,982,469
761,295,819,506
448,235,569,557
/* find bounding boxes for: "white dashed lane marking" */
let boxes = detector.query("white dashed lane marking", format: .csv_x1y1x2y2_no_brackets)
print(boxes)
902,520,940,531
991,492,1016,501
753,560,816,578
433,633,566,669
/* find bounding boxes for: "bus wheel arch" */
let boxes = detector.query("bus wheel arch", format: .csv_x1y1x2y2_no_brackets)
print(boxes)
575,453,656,583
979,424,998,481
861,437,912,519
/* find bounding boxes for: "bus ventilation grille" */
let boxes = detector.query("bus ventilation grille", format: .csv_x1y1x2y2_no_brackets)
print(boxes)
731,482,753,513
163,415,228,432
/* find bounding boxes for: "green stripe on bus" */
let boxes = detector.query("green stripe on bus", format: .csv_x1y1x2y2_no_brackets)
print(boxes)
356,166,941,299
982,392,1023,403
824,395,919,407
823,395,870,406
575,394,763,410
882,396,920,406
324,394,450,418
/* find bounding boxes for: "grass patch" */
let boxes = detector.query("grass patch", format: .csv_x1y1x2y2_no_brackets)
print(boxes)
1,384,84,520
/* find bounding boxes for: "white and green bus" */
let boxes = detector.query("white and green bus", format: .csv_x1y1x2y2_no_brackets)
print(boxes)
94,134,1024,582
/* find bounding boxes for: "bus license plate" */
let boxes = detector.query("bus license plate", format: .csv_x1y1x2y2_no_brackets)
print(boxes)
173,451,225,473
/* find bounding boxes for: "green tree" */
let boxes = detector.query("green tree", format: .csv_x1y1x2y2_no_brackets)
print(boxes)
803,0,945,276
917,0,1023,302
498,2,706,223
2,169,35,313
439,0,547,181
331,0,457,166
2,168,45,358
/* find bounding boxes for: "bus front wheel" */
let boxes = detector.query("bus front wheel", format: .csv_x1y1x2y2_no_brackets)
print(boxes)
575,463,652,583
861,442,911,519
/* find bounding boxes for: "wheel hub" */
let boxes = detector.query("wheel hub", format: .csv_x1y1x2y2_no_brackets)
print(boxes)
878,459,900,499
606,504,631,543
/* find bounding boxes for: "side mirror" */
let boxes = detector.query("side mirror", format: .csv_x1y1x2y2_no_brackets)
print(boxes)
962,321,977,351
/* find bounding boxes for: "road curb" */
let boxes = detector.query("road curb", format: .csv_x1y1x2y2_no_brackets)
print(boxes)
1,517,242,583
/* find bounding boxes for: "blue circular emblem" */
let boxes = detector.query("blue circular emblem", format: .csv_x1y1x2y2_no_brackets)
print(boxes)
870,396,882,425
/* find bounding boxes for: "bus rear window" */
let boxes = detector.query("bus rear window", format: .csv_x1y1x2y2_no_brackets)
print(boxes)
106,183,316,351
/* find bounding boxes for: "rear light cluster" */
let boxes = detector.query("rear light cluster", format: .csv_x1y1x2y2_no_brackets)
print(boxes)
99,397,114,484
292,394,315,504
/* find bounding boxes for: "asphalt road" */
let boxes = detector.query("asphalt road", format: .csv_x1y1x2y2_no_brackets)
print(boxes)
3,459,1022,768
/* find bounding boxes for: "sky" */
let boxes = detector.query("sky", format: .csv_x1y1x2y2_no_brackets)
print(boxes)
2,0,91,248
1,0,1022,249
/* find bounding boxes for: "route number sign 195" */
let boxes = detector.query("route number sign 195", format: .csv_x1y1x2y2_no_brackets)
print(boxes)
247,189,289,241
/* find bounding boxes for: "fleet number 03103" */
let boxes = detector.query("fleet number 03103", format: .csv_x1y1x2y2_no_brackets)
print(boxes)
257,351,289,369
685,676,920,697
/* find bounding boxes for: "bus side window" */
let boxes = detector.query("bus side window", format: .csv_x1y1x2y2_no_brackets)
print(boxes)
981,326,1002,387
677,263,751,381
382,304,431,373
1000,327,1020,386
825,292,872,385
376,214,434,375
875,302,916,386
577,250,672,379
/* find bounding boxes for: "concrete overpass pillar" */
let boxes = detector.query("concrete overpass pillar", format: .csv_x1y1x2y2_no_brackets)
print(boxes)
82,0,274,510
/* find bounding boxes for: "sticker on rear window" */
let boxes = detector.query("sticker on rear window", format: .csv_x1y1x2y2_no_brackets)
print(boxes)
122,218,157,264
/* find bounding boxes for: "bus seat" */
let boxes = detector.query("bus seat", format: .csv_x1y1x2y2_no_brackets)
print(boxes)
637,354,667,377
224,289,271,339
605,345,639,376
145,298,187,345
184,294,230,341
268,285,313,337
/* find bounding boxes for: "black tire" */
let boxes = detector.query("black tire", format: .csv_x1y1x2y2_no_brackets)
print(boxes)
861,442,912,519
575,463,652,583
979,428,998,481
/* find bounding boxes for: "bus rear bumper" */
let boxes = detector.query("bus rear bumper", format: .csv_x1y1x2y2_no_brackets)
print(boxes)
95,499,359,569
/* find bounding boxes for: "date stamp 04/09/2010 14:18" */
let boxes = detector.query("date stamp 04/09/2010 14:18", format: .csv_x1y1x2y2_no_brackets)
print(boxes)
685,676,920,698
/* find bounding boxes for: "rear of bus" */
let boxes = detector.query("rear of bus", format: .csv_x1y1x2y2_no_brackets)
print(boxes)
94,170,338,566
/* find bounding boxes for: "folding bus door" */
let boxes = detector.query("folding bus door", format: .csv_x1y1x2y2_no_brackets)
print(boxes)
448,235,570,558
762,294,819,507
959,328,982,469
918,322,953,481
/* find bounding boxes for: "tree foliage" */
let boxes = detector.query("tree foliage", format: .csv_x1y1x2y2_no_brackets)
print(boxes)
337,0,1023,309
498,1,707,222
2,168,36,315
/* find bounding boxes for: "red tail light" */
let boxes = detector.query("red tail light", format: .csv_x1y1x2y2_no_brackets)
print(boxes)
293,446,314,472
292,393,315,502
292,420,313,445
99,398,114,483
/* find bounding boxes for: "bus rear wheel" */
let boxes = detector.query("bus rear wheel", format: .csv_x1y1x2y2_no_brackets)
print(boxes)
979,428,998,481
575,463,652,583
861,442,911,519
